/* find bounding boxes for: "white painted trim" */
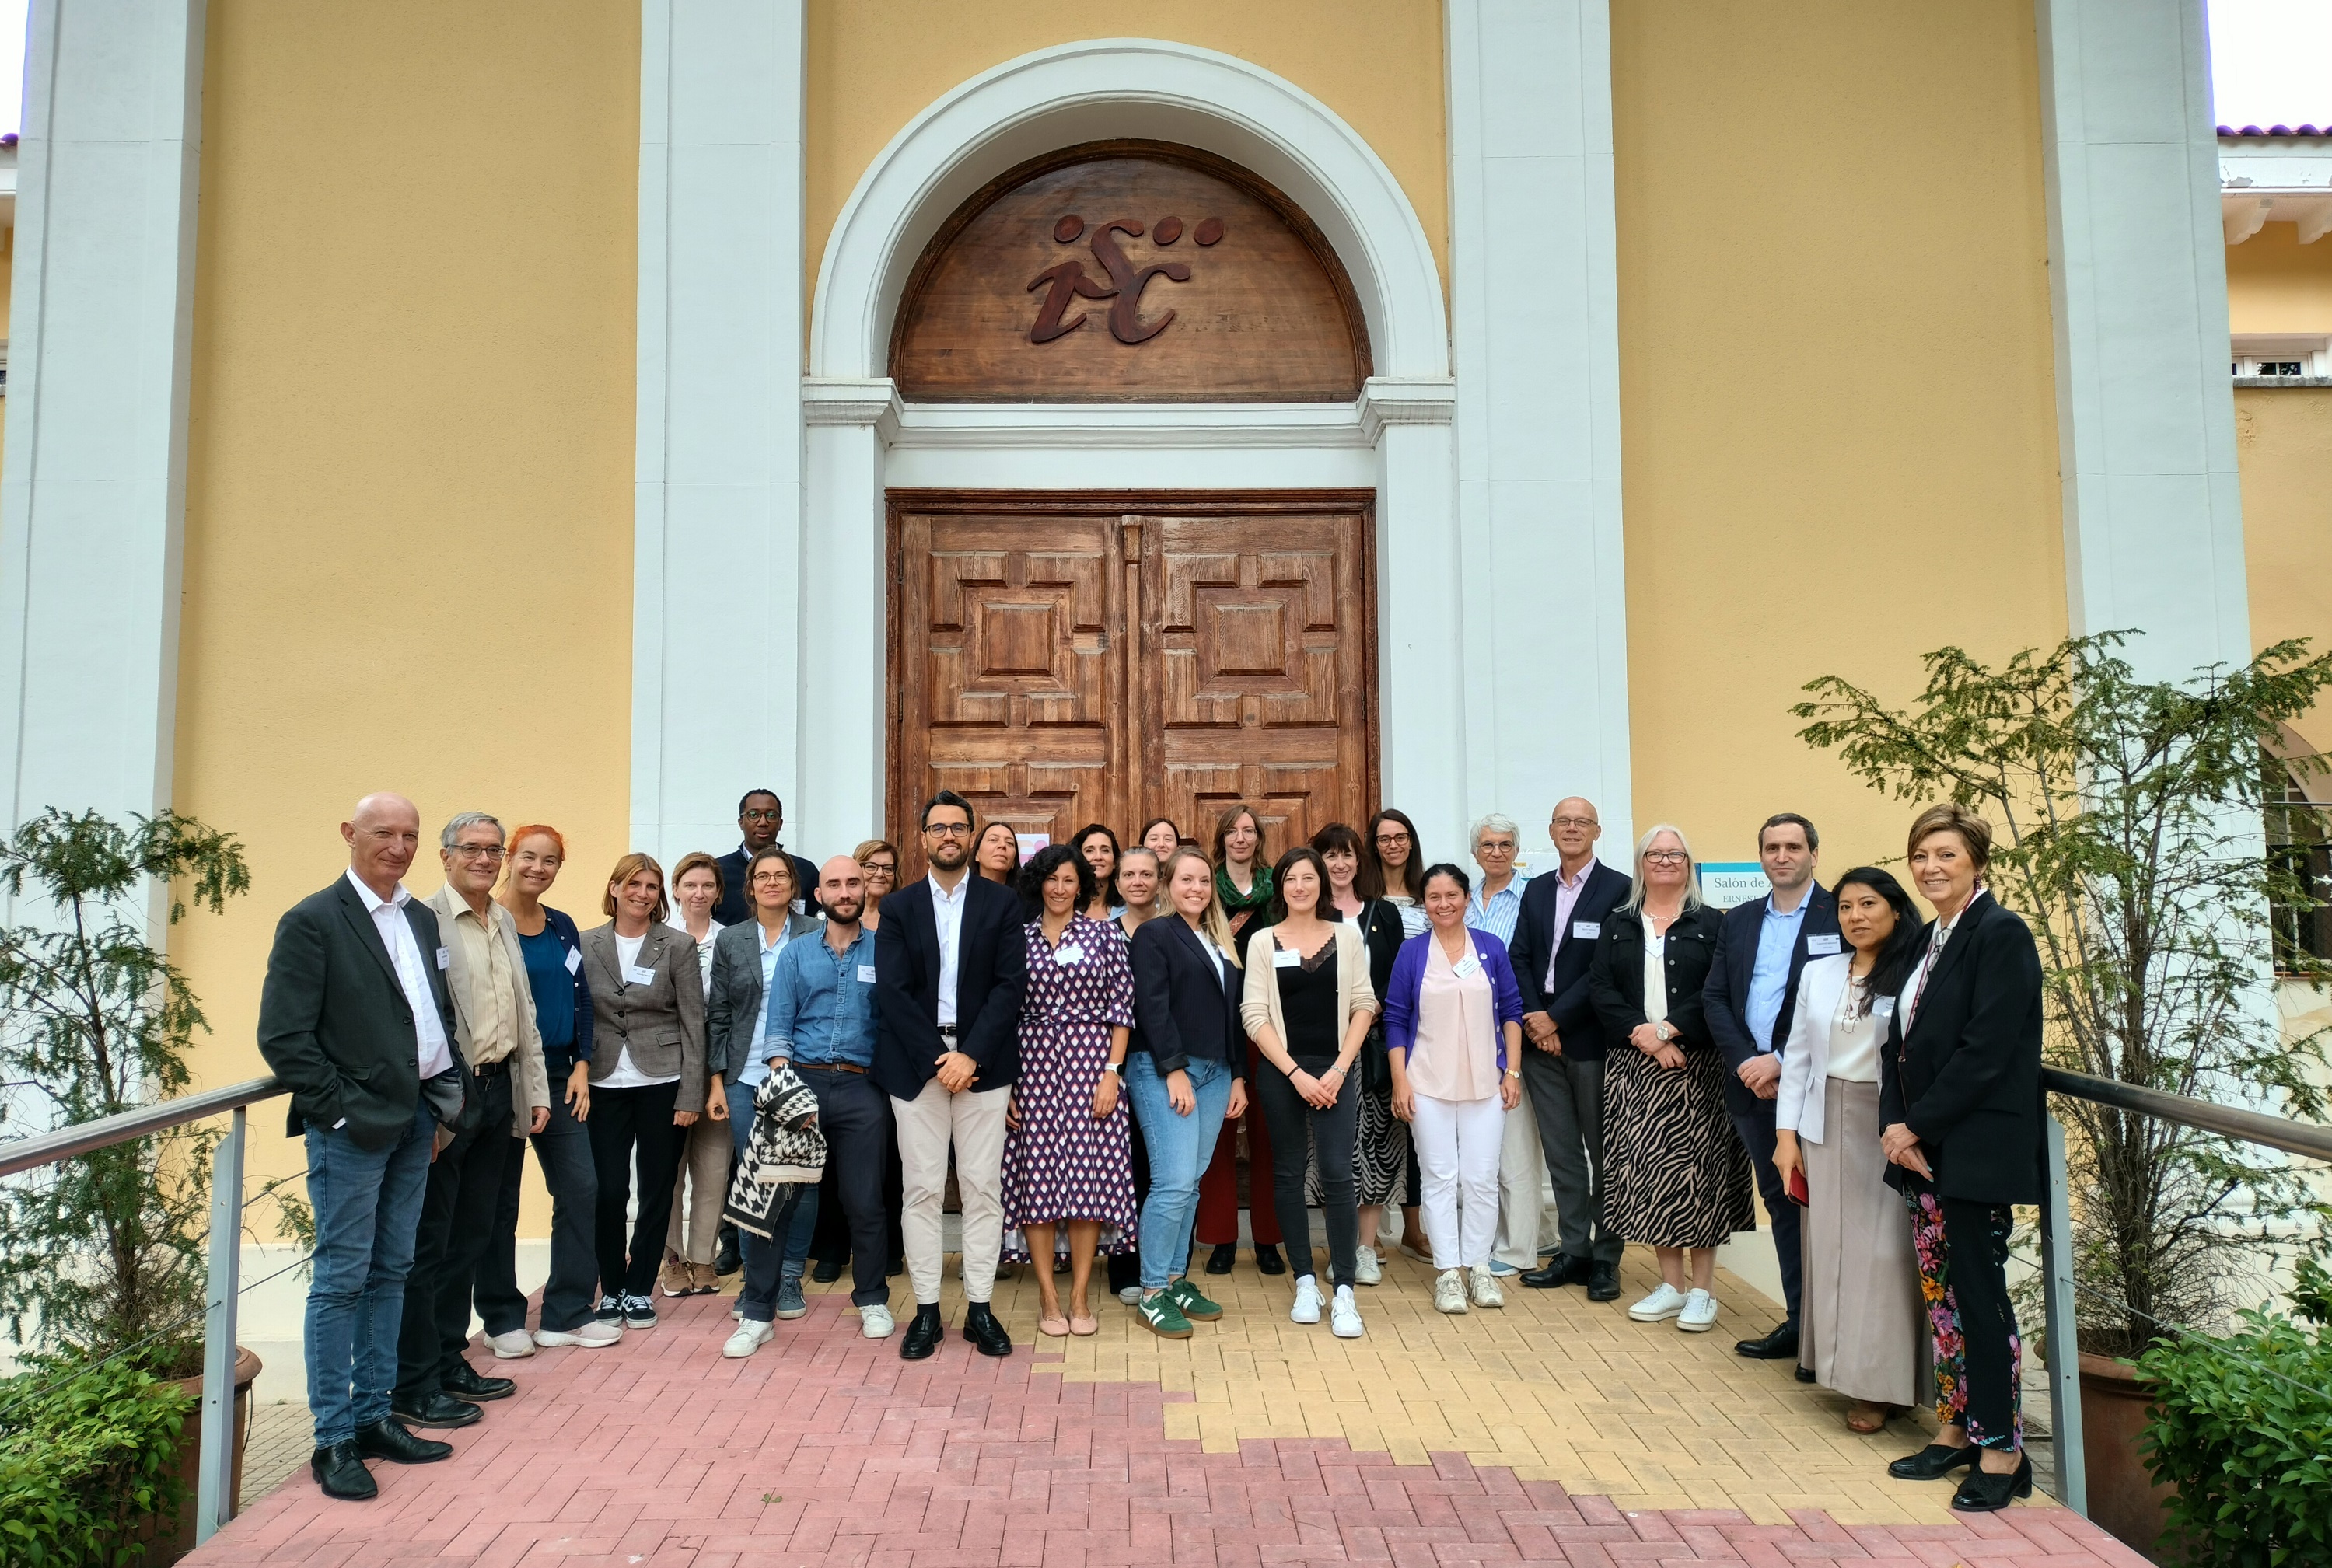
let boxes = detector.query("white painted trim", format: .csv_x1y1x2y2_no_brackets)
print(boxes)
0,0,205,847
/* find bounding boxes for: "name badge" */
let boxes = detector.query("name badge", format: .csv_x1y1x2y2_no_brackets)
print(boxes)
623,964,658,987
1806,934,1841,956
1273,947,1302,969
1452,955,1481,979
564,946,582,975
858,963,877,984
435,947,450,971
1572,921,1600,940
1054,944,1083,966
1873,996,1898,1020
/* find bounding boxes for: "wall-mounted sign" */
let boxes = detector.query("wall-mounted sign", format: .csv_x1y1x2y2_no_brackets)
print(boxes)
1700,862,1773,910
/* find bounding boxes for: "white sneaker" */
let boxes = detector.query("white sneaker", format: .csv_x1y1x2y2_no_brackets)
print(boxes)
1289,1276,1323,1324
533,1320,623,1349
1353,1245,1382,1286
860,1304,896,1339
1434,1269,1469,1315
1117,1284,1143,1305
486,1329,536,1360
1470,1267,1505,1309
1677,1288,1718,1332
1628,1282,1687,1322
1330,1284,1364,1339
723,1320,774,1358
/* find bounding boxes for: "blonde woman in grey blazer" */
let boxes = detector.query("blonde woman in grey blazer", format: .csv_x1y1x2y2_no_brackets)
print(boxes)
581,852,708,1329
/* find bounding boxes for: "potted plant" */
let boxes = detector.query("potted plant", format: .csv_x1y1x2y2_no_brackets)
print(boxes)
0,809,308,1562
1794,633,2332,1554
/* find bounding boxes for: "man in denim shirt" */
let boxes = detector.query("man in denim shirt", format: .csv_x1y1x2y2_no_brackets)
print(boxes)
763,855,892,1336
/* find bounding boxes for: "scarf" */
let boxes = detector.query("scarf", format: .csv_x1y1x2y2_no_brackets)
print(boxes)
1215,861,1274,918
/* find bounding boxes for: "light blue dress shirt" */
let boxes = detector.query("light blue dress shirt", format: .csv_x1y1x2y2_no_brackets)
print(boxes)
737,924,795,1087
1744,892,1810,1052
1466,875,1527,945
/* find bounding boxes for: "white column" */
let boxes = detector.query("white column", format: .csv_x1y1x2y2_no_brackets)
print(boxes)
1365,380,1467,855
0,0,205,833
2035,0,2253,677
799,379,893,852
632,0,806,864
1444,0,1634,855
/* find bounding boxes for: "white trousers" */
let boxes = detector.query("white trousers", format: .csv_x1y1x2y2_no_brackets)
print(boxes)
892,1077,1010,1306
1492,1075,1551,1269
1413,1093,1507,1271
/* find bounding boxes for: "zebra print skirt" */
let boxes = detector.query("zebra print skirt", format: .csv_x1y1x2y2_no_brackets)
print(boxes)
1602,1042,1756,1248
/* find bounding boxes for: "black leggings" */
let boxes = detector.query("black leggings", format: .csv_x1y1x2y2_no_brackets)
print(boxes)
586,1079,684,1299
1257,1059,1359,1287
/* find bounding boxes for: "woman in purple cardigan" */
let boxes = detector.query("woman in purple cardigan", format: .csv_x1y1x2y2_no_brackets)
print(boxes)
1383,863,1525,1315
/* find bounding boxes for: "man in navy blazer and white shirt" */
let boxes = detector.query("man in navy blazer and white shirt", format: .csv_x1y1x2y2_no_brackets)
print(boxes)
1507,798,1634,1303
874,790,1029,1362
1701,812,1839,1364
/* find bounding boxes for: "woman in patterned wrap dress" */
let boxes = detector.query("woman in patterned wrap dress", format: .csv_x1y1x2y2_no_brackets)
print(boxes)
1000,843,1138,1337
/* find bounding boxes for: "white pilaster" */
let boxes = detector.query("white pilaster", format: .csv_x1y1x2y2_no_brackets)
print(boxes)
1444,0,1634,854
2035,0,2252,677
632,0,806,864
799,379,893,854
1362,380,1466,854
0,0,205,833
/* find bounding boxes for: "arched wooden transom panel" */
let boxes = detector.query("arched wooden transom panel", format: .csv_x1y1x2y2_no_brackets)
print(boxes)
890,141,1372,403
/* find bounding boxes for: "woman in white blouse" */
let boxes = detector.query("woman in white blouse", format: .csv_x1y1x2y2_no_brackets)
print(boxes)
1772,866,1928,1432
659,851,730,1297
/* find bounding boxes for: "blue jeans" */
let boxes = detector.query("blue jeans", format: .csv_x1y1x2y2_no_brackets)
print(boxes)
304,1100,435,1446
1126,1055,1236,1291
731,1077,817,1269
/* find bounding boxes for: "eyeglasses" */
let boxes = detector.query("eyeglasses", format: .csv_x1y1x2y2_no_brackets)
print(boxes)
741,808,781,822
452,845,506,863
1551,816,1598,829
1477,840,1516,854
1643,850,1690,864
1375,833,1411,847
923,822,972,839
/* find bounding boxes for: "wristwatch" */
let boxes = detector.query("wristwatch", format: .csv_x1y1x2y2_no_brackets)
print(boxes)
1654,1021,1675,1042
1103,1060,1124,1077
1504,1067,1522,1081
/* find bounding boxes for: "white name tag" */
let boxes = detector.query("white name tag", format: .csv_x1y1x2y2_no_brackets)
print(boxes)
435,947,450,971
858,963,877,984
1806,934,1841,956
1054,944,1083,966
1273,947,1302,969
1873,996,1897,1020
623,964,657,987
1452,955,1481,978
564,946,582,975
1572,921,1600,940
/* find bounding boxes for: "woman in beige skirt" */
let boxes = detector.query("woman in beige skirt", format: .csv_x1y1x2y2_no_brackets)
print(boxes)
1773,866,1928,1432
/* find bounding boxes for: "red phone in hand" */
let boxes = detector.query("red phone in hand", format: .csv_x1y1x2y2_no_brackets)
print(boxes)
1785,1167,1809,1207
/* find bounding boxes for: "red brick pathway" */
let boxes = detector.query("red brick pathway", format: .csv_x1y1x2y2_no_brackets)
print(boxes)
190,1290,2148,1567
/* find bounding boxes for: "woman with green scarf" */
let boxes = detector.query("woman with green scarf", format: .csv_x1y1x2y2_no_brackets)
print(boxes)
1214,805,1274,939
1195,804,1286,1276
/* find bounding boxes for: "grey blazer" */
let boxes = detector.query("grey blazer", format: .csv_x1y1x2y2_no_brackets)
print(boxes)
581,920,708,1112
707,913,821,1082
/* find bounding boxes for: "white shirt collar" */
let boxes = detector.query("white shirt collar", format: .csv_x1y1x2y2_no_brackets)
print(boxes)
929,871,969,905
345,868,410,913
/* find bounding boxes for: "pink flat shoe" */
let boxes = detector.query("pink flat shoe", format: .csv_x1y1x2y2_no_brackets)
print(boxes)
1070,1315,1099,1336
1039,1314,1070,1337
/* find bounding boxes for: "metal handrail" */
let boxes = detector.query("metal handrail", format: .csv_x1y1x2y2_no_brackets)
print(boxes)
0,1073,288,1545
2034,1067,2332,1521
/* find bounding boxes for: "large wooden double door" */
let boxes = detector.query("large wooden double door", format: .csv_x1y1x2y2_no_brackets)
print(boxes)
887,491,1376,870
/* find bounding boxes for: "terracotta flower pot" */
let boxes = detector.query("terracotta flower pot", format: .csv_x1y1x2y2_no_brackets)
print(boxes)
145,1345,263,1565
2078,1350,2173,1563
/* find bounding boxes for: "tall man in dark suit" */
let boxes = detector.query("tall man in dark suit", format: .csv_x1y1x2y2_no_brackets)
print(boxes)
1702,812,1839,1363
1508,798,1635,1302
257,794,466,1502
874,791,1029,1360
713,788,820,926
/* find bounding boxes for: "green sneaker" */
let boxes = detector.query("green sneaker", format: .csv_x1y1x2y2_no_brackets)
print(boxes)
1136,1289,1194,1339
1167,1276,1222,1321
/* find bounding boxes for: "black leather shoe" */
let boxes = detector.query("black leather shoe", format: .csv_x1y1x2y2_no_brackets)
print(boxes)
442,1361,515,1402
714,1226,743,1276
1736,1322,1799,1360
353,1419,453,1465
1204,1243,1237,1275
962,1301,1013,1357
1253,1243,1286,1276
1794,1365,1816,1384
1586,1261,1621,1301
1888,1442,1979,1481
812,1256,844,1284
388,1392,482,1429
1950,1455,2033,1511
310,1441,377,1500
900,1304,944,1360
1520,1254,1592,1289
887,1254,904,1277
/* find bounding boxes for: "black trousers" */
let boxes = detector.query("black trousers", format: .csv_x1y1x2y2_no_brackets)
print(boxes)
586,1079,684,1299
1729,1096,1804,1325
1107,1116,1152,1293
1256,1059,1359,1288
809,1120,904,1269
393,1069,513,1401
1939,1196,2023,1449
795,1067,895,1307
474,1070,600,1334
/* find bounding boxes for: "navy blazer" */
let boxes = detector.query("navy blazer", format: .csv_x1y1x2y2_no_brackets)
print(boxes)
1878,892,2045,1207
1702,882,1841,1117
1129,916,1246,1078
1505,860,1633,1061
872,873,1029,1098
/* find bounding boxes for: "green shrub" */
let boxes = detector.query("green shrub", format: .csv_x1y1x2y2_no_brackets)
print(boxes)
2137,1309,2332,1566
0,1357,192,1567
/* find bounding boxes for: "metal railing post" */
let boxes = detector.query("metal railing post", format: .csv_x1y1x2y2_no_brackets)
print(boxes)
2040,1115,2086,1515
194,1105,245,1543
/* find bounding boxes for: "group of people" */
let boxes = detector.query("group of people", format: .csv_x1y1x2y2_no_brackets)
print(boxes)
260,787,2044,1518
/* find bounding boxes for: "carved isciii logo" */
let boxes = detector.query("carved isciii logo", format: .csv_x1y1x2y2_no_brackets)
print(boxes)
1027,214,1225,345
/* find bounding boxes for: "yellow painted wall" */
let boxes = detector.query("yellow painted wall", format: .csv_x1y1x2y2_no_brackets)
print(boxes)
1610,0,2067,877
174,2,639,1226
2236,389,2332,750
805,0,1449,321
2227,224,2332,336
